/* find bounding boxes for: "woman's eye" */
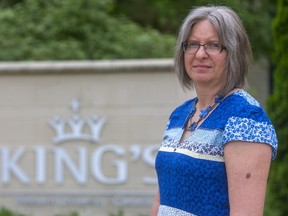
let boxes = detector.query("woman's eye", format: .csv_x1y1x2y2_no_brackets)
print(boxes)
187,43,199,48
208,43,221,49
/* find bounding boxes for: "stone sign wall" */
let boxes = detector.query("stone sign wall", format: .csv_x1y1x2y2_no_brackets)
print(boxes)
0,59,269,216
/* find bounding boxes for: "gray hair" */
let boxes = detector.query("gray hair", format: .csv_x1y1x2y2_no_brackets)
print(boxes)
174,5,252,97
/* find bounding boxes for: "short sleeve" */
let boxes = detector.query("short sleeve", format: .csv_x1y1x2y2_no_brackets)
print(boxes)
223,116,278,159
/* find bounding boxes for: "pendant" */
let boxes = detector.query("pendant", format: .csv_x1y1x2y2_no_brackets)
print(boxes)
199,106,212,118
189,122,198,131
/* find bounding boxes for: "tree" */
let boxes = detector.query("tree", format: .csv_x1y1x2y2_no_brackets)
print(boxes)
266,0,288,215
0,0,276,61
113,0,276,58
0,0,175,60
0,0,23,8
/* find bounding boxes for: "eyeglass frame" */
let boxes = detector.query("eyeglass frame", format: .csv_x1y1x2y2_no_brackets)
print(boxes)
181,41,226,55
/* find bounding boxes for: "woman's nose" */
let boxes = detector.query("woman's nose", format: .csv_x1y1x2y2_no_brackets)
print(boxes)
195,46,208,58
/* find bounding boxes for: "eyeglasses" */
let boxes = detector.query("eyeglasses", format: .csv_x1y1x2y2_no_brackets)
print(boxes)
182,41,226,55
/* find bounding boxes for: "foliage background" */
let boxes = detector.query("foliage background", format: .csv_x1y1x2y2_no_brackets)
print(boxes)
0,0,287,215
266,0,288,215
0,0,175,60
0,0,275,61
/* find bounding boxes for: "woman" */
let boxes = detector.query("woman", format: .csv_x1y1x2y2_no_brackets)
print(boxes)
151,5,278,216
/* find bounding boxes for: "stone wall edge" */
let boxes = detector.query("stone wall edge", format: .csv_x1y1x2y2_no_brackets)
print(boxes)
0,59,174,74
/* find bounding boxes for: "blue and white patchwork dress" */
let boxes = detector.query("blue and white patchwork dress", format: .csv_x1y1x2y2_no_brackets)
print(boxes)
155,90,278,216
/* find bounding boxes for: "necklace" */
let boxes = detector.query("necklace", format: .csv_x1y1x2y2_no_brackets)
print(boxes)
185,96,223,132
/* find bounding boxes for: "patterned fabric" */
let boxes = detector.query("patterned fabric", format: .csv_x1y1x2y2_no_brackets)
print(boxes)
155,89,278,216
158,205,196,215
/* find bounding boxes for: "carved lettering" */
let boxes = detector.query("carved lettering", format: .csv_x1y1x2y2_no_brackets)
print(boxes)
92,145,127,184
0,146,30,184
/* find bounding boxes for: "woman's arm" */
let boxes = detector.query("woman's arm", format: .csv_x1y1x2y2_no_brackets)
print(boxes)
151,189,160,216
224,141,272,216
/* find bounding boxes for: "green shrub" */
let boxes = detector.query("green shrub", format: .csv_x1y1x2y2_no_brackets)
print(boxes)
0,207,26,216
0,0,175,61
266,0,288,215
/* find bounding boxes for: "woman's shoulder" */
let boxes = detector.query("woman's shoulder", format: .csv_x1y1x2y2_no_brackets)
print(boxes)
223,89,264,115
219,89,275,131
212,89,271,126
230,89,261,107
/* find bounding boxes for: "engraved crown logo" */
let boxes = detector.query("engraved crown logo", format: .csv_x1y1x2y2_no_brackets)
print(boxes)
49,99,107,144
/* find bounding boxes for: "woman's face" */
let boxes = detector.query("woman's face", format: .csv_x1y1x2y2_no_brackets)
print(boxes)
184,19,227,88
